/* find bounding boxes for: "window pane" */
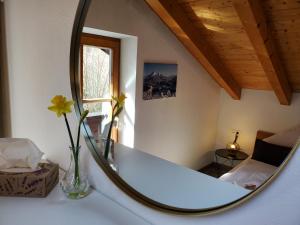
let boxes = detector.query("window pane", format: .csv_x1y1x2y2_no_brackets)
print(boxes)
83,101,111,116
83,45,112,100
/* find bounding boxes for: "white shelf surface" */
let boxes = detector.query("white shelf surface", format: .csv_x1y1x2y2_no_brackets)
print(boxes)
115,144,250,210
0,185,150,225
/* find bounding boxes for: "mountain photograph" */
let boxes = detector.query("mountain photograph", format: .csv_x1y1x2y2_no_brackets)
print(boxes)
143,63,178,100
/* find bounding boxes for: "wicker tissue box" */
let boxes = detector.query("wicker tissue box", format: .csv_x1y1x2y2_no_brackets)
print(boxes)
0,163,59,197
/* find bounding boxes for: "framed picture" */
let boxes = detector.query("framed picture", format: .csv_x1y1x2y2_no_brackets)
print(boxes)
143,63,178,100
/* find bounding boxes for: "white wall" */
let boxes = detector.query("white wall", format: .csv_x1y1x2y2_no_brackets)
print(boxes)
85,0,220,170
5,1,300,225
215,89,300,155
4,0,81,169
119,37,138,148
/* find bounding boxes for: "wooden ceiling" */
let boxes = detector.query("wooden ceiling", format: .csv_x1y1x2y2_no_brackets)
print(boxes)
145,0,300,105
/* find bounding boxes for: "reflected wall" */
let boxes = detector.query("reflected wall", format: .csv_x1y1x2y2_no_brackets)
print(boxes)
84,0,221,170
216,90,300,154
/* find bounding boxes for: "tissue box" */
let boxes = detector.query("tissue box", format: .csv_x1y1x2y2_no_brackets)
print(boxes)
0,163,59,197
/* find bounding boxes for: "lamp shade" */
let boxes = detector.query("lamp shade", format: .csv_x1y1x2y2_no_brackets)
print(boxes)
226,142,240,150
226,131,240,150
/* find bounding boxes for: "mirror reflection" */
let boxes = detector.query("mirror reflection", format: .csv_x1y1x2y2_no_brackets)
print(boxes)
77,0,299,210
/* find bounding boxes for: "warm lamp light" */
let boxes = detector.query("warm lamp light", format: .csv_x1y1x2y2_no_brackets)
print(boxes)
226,131,240,150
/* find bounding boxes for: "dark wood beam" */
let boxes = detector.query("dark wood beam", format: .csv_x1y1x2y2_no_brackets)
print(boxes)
234,0,292,105
145,0,241,100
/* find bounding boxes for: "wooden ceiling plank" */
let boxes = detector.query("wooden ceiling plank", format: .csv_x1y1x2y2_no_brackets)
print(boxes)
145,0,241,100
234,0,292,105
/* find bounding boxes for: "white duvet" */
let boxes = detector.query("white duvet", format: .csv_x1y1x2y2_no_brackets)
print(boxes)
219,159,277,190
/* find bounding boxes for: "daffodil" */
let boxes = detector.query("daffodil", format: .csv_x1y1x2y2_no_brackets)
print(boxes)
104,93,126,160
112,93,126,108
48,95,89,185
48,95,74,117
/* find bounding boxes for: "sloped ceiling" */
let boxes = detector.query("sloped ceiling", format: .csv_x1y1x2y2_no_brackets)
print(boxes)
145,0,300,105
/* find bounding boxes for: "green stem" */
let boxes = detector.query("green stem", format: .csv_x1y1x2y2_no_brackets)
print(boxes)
104,103,117,160
104,117,114,160
64,114,75,156
76,110,89,157
74,150,80,186
112,102,118,113
76,121,81,152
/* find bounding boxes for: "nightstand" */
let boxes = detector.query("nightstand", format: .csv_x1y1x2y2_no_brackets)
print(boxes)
215,149,249,167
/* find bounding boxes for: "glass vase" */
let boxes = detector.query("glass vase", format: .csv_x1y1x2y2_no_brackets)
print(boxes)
101,138,118,172
61,146,90,199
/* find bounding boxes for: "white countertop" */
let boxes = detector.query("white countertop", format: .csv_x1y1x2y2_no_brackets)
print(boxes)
0,185,151,225
115,144,250,210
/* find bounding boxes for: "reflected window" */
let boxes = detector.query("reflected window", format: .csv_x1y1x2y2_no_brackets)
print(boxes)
80,34,120,140
82,45,111,100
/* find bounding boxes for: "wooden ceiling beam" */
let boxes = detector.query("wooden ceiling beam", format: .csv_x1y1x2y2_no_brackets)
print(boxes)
234,0,292,105
145,0,241,100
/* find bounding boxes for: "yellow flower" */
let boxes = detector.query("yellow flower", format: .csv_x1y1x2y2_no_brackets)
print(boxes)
112,93,126,107
119,93,126,105
48,95,74,117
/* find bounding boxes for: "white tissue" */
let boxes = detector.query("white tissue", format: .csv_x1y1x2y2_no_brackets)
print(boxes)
0,138,44,170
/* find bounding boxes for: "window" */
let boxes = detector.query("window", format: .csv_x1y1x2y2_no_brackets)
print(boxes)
80,33,120,113
80,34,120,140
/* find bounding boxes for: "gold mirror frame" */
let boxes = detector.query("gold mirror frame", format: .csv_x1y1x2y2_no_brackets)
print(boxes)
69,0,299,215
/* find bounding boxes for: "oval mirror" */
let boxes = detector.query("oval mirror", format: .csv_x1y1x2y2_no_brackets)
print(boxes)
70,0,300,214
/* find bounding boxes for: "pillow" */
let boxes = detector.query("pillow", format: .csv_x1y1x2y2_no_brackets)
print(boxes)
251,139,292,167
0,138,44,170
263,125,300,148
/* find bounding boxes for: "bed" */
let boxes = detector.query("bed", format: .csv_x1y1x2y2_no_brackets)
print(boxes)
219,130,293,190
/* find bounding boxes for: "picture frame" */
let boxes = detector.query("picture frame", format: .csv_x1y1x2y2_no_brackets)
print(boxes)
143,63,178,100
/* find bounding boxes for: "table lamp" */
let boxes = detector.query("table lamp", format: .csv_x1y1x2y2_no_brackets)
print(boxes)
226,131,240,150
